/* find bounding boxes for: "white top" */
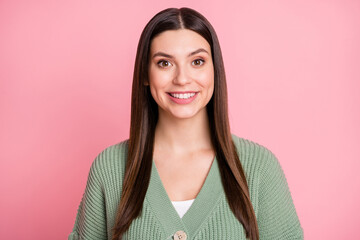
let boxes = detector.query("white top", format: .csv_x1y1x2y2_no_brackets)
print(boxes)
171,199,195,218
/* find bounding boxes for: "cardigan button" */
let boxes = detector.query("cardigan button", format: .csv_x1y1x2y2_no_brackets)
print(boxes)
173,230,187,240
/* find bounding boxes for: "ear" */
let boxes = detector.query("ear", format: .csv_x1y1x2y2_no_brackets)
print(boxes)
144,79,149,86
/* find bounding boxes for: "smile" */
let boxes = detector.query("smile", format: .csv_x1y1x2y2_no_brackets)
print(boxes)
167,92,198,104
168,92,196,99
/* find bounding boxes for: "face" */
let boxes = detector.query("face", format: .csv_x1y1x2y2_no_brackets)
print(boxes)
148,29,214,120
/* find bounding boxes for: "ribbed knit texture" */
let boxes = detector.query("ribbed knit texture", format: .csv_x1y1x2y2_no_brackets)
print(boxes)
69,135,303,240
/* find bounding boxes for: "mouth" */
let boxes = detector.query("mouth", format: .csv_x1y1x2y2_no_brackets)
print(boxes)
167,92,198,99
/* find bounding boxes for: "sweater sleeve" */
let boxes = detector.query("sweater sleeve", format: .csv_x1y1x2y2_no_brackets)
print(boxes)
68,154,108,240
257,149,304,240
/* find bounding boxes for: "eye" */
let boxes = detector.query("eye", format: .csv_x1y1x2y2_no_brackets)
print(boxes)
157,60,172,68
192,59,205,66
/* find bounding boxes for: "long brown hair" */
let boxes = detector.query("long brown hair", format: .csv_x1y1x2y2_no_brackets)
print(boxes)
112,7,259,240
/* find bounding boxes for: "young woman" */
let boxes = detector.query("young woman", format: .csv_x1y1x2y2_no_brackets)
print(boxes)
69,7,303,240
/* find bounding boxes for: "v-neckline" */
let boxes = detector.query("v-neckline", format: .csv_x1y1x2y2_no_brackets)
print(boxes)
145,156,224,239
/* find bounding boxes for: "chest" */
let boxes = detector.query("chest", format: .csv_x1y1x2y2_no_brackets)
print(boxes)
123,196,247,240
103,151,259,240
154,154,214,201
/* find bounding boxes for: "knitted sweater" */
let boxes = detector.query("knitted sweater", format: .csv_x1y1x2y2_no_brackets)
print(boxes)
69,135,303,239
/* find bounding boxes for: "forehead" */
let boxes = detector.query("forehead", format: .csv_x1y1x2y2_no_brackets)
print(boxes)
150,29,211,55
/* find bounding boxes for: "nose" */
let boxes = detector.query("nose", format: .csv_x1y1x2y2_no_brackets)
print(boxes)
173,64,191,85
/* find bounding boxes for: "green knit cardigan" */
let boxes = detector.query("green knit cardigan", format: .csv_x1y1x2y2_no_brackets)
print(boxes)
69,135,303,239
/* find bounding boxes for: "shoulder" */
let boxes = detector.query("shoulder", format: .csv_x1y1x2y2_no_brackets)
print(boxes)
231,134,278,164
231,134,282,178
95,139,129,161
87,139,129,183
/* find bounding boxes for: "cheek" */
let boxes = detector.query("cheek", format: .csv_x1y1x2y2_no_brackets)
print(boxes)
148,69,159,100
149,68,171,103
149,67,173,88
196,67,214,90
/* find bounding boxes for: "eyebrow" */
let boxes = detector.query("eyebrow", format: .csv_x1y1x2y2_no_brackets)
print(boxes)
152,48,209,59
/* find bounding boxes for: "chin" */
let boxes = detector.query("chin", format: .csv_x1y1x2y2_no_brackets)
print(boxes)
173,114,196,120
169,112,195,120
168,109,204,120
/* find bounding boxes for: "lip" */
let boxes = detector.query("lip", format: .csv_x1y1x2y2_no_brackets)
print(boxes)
167,92,198,104
167,91,198,94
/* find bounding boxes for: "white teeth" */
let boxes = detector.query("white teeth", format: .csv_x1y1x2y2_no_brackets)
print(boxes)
170,93,196,99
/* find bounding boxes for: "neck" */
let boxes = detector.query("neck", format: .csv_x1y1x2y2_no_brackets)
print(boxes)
154,109,213,154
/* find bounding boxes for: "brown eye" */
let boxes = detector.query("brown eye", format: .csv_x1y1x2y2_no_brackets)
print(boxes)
192,59,205,66
158,60,172,68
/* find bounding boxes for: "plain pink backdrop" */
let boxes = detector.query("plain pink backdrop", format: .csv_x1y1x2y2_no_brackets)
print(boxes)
1,0,359,239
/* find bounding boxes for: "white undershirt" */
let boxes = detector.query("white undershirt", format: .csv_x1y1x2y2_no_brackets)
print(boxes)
171,199,195,218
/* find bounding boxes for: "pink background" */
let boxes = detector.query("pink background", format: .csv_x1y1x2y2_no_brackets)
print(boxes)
1,0,359,239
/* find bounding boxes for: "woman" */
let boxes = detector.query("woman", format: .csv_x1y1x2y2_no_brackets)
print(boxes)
69,7,303,240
